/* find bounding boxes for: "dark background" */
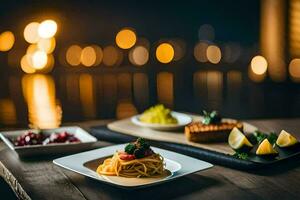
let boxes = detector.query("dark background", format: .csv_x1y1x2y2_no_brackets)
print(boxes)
0,0,298,128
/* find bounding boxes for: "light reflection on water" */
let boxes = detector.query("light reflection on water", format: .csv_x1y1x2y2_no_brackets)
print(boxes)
0,68,299,128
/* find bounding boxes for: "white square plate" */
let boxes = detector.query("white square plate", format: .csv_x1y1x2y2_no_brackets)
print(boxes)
0,126,97,157
53,144,213,188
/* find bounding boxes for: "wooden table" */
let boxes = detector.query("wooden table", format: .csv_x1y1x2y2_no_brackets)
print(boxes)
1,119,300,200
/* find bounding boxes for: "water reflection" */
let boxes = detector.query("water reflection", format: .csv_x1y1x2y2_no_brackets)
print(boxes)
157,72,174,108
0,99,17,125
22,74,62,129
193,70,223,110
79,74,96,119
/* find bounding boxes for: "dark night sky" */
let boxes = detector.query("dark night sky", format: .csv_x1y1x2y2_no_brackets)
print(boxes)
0,0,260,46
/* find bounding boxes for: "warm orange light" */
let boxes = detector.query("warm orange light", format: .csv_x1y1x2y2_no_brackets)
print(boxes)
79,74,96,118
22,74,61,128
194,42,208,62
251,55,268,75
129,46,149,66
24,22,40,43
38,20,57,39
289,58,300,81
156,43,174,64
37,37,56,53
66,45,82,66
103,46,119,66
115,29,137,49
92,45,103,66
0,99,17,125
81,46,97,67
32,50,48,69
206,45,221,64
157,72,174,108
27,44,38,55
0,31,15,51
20,55,36,74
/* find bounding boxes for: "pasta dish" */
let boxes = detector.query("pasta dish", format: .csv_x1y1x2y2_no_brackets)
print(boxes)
97,138,165,178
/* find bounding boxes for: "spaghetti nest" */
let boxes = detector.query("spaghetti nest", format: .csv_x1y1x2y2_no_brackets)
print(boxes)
97,152,165,178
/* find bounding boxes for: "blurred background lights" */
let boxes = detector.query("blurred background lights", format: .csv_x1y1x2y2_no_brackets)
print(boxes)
38,20,57,39
206,45,221,64
115,28,137,49
32,50,48,69
20,55,36,74
24,22,40,43
156,43,174,64
66,45,82,66
194,42,208,62
251,55,268,75
0,31,15,51
169,39,186,61
103,46,119,66
92,45,103,66
37,38,56,53
81,46,97,67
289,58,300,82
129,46,149,66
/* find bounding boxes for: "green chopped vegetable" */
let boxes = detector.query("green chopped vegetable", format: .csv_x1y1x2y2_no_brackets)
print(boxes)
136,138,150,149
233,152,249,160
125,143,136,154
202,110,222,125
267,132,278,145
253,131,278,145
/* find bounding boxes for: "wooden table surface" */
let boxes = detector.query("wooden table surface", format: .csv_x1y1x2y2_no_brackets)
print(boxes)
1,119,300,200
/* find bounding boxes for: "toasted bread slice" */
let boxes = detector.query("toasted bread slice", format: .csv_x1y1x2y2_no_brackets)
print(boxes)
185,121,243,143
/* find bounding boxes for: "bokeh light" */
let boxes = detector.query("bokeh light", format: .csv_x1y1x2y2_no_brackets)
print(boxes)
38,20,57,39
206,45,221,64
251,55,268,75
102,46,120,66
169,39,186,61
0,31,15,51
66,45,82,66
24,22,40,43
289,58,300,82
115,28,137,49
156,43,174,64
81,46,97,67
92,45,103,66
20,55,36,74
37,37,56,53
129,46,149,66
194,42,208,62
32,50,48,69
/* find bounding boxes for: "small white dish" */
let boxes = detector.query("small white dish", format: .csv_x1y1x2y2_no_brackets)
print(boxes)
53,144,213,188
131,111,192,131
0,126,97,157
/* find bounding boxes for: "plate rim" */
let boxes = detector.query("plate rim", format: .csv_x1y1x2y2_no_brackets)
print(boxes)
0,126,97,151
53,144,213,188
131,111,192,128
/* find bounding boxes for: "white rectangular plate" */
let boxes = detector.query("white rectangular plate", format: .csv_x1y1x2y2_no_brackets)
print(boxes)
53,144,213,188
0,126,97,157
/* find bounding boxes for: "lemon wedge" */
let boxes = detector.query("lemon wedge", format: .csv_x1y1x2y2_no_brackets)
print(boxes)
256,139,278,155
228,127,253,150
276,130,298,147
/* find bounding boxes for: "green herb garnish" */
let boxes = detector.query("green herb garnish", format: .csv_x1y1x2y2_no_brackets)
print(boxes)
202,110,222,125
124,138,152,158
253,131,278,145
233,152,249,160
125,143,136,154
